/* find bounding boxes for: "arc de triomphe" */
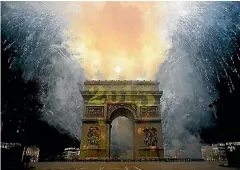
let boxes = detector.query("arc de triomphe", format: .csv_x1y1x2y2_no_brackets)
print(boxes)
79,80,164,160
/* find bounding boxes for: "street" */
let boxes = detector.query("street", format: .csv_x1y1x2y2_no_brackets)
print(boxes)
32,162,238,170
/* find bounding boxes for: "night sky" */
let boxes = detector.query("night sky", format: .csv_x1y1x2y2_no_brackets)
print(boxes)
1,2,240,159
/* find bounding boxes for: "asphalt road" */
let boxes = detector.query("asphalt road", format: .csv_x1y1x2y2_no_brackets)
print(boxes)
32,162,238,170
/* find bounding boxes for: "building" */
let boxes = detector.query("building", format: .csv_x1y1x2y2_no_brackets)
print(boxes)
23,146,40,162
219,142,240,166
1,143,40,163
63,147,80,161
201,142,240,165
1,142,21,149
225,142,240,152
201,144,226,161
165,150,185,158
1,142,23,168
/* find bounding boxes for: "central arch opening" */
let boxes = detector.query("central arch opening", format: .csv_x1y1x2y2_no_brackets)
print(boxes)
109,108,134,160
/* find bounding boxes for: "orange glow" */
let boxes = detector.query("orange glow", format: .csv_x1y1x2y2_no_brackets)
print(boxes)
64,2,170,80
101,133,105,139
138,128,142,134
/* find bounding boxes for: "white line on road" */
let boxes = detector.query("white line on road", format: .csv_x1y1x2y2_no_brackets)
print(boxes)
133,166,141,170
99,167,105,170
124,167,129,170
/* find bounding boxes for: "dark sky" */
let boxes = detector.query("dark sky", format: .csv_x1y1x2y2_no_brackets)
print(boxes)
1,1,240,159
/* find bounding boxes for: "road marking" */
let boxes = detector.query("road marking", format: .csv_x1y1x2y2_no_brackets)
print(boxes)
124,167,129,170
99,167,104,170
133,166,141,170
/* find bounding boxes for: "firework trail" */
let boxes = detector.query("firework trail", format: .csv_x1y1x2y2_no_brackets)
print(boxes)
157,2,240,157
1,2,240,157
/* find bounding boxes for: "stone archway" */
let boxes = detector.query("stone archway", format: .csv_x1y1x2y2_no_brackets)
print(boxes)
108,106,136,159
79,80,164,160
107,103,137,121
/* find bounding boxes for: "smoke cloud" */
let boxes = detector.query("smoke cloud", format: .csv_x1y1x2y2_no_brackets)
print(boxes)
64,2,169,80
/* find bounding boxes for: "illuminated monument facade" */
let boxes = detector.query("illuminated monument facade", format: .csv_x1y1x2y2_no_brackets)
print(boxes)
80,80,164,160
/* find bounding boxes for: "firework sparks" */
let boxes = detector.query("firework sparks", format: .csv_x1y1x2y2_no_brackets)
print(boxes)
2,1,240,158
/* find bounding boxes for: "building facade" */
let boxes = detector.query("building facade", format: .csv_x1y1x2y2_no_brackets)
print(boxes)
63,147,80,161
201,144,227,161
23,146,40,162
1,142,21,149
165,150,185,158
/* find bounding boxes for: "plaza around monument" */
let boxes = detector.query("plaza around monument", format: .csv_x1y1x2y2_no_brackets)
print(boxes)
32,161,238,170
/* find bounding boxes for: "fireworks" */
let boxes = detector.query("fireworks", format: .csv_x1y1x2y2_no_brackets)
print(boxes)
1,1,240,157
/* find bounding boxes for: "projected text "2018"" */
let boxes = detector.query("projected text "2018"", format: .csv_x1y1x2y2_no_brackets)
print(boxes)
87,85,157,106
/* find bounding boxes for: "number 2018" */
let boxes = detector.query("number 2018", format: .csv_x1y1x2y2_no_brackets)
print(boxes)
88,86,156,106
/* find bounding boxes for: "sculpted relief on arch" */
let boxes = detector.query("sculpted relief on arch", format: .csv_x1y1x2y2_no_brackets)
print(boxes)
87,126,100,146
143,126,158,147
86,106,104,117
